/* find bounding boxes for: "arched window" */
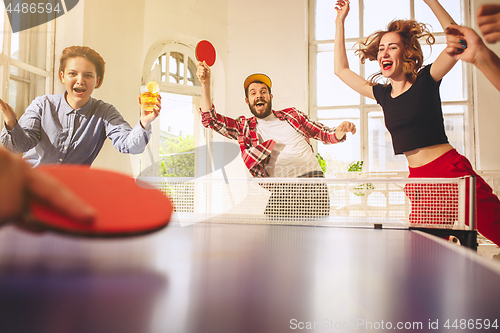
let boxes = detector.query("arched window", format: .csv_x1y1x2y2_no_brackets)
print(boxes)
153,51,199,86
141,42,209,178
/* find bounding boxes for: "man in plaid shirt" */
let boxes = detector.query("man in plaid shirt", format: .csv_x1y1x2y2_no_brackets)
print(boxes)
197,61,356,216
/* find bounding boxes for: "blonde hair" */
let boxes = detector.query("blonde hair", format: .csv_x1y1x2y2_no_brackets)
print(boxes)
355,20,435,85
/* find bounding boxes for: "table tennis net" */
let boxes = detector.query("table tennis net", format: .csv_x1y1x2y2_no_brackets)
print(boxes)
137,176,475,229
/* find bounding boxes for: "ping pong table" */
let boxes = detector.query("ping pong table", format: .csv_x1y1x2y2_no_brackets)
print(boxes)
1,221,499,333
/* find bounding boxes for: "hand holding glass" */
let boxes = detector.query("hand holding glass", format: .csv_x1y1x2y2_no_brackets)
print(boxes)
140,81,159,113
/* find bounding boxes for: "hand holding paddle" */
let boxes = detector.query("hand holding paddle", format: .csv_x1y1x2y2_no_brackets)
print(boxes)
0,148,95,227
197,61,211,86
25,165,173,237
195,40,216,66
0,150,172,238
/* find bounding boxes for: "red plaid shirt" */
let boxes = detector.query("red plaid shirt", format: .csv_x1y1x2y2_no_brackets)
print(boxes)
199,106,345,177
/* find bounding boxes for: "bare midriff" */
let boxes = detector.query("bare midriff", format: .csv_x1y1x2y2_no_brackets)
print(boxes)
404,143,454,168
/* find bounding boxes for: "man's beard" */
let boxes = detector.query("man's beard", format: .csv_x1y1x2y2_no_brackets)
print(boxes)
249,99,272,119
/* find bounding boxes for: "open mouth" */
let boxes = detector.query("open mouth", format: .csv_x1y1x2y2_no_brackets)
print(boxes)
255,100,266,108
74,87,86,94
382,61,393,70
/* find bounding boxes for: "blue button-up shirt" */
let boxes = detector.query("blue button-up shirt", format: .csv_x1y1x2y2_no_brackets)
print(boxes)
0,93,151,166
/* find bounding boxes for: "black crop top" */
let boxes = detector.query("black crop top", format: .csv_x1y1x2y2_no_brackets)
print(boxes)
372,64,449,155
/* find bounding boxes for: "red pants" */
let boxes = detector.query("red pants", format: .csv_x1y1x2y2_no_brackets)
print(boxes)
405,149,500,246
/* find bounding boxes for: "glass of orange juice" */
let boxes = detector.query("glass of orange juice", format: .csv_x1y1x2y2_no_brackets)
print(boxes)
140,81,159,113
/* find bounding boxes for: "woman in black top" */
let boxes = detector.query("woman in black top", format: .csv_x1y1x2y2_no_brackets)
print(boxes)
334,0,500,246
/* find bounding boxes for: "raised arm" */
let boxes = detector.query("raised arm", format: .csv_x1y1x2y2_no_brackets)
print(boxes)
334,0,375,99
477,4,500,44
446,24,500,92
197,61,213,112
0,98,42,154
0,98,18,130
423,0,459,81
195,61,243,141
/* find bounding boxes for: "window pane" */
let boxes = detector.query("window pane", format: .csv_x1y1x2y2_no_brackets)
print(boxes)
9,79,29,117
364,60,380,105
441,63,466,102
421,43,466,101
317,109,360,176
179,55,185,85
316,0,359,40
169,54,177,74
421,41,439,63
187,58,200,87
9,66,46,117
368,111,407,171
443,105,465,155
317,43,360,107
161,54,166,69
415,0,463,32
10,25,47,69
159,93,195,177
363,0,410,36
160,93,194,137
179,59,185,76
151,58,160,71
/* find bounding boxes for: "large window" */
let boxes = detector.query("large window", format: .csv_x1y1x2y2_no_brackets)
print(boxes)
0,11,54,125
310,0,472,176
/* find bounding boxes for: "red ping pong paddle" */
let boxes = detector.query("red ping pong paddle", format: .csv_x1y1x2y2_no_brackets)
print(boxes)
24,165,173,237
196,40,216,66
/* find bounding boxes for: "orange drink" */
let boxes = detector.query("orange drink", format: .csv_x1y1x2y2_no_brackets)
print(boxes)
140,81,159,113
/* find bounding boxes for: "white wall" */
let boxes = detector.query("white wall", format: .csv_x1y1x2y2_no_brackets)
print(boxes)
226,0,309,113
223,0,309,177
472,0,500,170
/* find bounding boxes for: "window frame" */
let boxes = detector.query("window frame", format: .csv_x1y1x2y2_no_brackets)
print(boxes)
0,11,55,125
